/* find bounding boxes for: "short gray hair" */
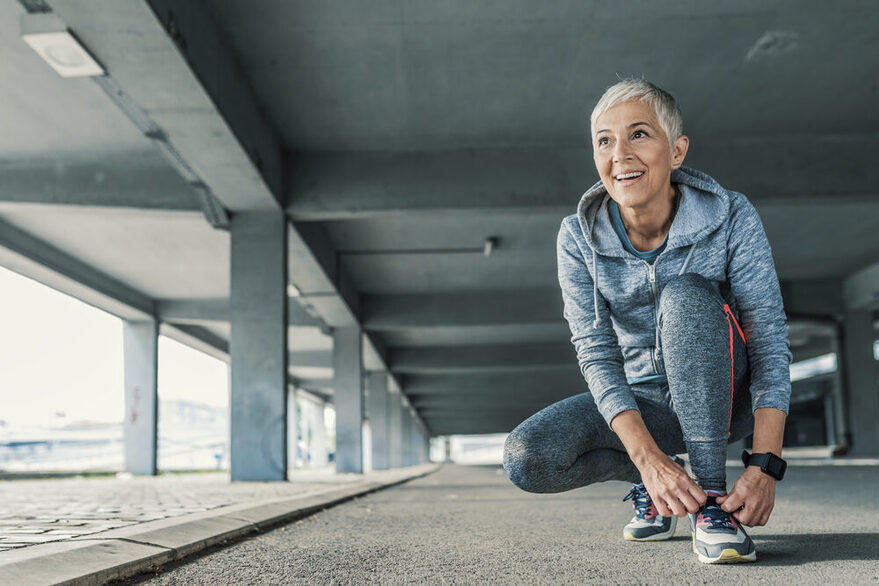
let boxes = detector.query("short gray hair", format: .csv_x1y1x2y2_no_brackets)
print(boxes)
590,79,683,147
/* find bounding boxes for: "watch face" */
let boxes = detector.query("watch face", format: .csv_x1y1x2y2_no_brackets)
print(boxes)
765,456,786,480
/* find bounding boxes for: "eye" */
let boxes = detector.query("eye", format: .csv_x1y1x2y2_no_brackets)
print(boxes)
632,129,648,139
597,136,610,146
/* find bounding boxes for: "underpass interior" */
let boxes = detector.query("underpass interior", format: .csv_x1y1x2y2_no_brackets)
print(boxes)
0,0,877,482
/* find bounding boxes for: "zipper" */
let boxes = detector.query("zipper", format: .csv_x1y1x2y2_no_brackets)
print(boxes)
646,261,664,374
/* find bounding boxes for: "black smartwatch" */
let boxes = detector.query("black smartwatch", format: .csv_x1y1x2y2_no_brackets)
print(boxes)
741,450,787,481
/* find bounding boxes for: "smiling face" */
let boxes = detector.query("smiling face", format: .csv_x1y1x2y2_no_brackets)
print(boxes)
593,99,689,212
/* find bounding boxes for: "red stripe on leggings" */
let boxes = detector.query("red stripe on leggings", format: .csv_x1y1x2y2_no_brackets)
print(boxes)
722,305,737,437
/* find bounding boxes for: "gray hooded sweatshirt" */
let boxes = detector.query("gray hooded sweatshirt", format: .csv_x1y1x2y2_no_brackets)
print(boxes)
557,166,792,427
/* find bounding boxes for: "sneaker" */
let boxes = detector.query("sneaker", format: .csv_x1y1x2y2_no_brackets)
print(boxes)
688,494,757,564
622,483,677,541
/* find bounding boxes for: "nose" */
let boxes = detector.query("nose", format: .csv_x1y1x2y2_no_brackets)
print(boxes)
612,139,633,162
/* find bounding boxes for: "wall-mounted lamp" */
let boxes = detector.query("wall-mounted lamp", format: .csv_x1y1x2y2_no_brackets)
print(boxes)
21,13,104,78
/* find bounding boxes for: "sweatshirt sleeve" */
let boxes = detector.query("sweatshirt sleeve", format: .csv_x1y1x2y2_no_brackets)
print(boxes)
726,193,792,414
557,219,638,427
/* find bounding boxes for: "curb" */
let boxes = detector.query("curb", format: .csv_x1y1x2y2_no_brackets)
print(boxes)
0,463,440,586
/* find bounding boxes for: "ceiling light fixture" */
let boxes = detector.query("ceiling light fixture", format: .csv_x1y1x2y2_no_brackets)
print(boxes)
483,237,499,257
21,13,104,78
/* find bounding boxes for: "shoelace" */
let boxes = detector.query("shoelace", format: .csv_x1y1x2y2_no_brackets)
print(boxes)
622,484,653,519
700,497,736,531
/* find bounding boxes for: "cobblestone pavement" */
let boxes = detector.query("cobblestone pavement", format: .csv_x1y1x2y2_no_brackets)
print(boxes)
0,469,361,552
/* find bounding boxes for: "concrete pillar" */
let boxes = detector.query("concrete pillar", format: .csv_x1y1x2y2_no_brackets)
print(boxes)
388,389,403,468
841,310,879,455
310,399,328,467
122,320,158,475
402,403,412,466
333,326,363,473
230,212,288,481
287,386,298,472
367,371,391,470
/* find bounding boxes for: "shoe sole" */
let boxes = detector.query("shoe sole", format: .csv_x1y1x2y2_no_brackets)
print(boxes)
623,515,677,541
691,532,757,564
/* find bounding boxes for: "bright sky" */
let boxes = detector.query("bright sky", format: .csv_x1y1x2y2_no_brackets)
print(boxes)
0,266,227,427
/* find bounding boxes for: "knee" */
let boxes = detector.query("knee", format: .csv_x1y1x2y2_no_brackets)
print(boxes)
659,273,720,318
502,431,547,493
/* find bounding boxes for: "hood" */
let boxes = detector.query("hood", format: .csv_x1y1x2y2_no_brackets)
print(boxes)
575,166,731,257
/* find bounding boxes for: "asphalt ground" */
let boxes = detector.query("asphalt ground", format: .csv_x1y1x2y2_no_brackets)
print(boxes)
128,463,879,585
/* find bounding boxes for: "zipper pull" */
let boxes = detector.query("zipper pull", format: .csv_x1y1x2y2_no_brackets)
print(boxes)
648,263,656,283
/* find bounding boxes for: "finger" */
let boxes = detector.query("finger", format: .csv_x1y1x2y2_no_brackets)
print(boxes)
689,486,707,507
678,491,702,514
720,492,745,513
654,498,674,518
667,499,686,518
732,507,753,526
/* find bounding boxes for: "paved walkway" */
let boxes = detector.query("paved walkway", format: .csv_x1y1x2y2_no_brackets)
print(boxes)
136,463,878,585
0,469,371,551
0,465,438,584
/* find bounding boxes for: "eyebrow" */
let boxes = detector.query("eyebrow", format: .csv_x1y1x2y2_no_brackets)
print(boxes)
595,121,655,135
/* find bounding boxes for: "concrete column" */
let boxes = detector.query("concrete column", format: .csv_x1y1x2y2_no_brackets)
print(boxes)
230,212,288,481
388,389,403,468
841,311,879,455
122,320,158,475
310,399,328,467
367,372,391,470
402,403,412,466
287,386,298,472
333,326,363,473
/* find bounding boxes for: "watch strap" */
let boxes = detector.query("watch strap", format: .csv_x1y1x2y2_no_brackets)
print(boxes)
741,450,787,481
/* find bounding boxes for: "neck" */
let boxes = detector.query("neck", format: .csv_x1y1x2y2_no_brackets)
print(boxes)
618,184,678,251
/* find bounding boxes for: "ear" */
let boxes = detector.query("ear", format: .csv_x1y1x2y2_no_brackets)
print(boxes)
670,135,689,169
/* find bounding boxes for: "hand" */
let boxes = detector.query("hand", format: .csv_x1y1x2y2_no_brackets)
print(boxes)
640,455,706,517
715,467,776,526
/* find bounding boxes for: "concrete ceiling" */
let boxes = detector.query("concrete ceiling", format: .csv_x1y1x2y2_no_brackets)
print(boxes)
0,0,876,436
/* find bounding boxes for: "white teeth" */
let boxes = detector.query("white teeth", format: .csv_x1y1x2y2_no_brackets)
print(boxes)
616,171,644,180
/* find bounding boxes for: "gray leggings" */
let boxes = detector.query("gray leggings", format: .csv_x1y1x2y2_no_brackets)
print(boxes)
503,274,753,493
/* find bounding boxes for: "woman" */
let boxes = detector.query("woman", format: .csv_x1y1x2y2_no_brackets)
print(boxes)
502,79,791,564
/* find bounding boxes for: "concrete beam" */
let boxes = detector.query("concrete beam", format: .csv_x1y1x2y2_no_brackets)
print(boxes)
159,323,229,363
390,342,575,374
781,279,844,316
362,291,563,329
0,217,154,320
50,0,283,212
0,159,201,211
843,260,879,311
156,297,325,328
288,142,878,220
288,350,332,369
403,370,583,397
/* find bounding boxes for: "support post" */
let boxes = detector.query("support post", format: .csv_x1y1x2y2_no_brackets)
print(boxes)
334,326,363,473
389,389,403,468
402,403,412,466
841,311,879,455
310,399,329,467
123,320,158,475
230,212,288,481
367,371,391,470
287,386,298,473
